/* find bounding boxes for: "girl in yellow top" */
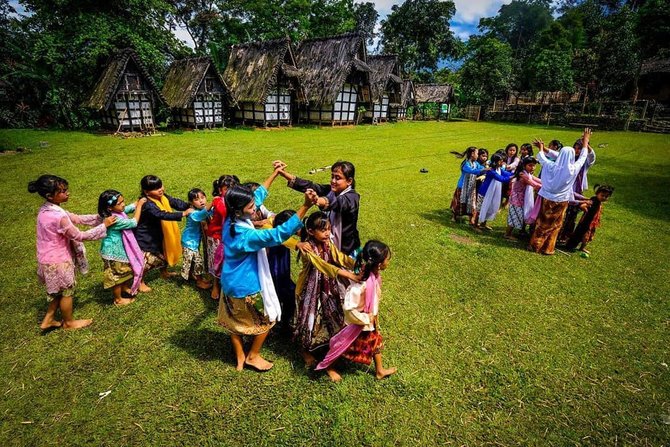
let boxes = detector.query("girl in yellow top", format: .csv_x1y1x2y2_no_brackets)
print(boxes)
292,211,359,368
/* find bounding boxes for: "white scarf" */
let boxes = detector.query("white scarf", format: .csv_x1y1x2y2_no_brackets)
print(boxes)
236,219,282,322
479,169,503,223
539,147,587,202
329,186,352,251
522,173,536,222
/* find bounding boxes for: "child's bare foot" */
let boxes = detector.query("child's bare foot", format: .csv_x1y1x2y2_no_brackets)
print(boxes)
139,283,152,293
503,234,518,242
301,351,317,368
196,279,212,290
160,270,178,279
481,225,493,231
245,355,273,371
63,319,93,330
114,297,135,306
40,320,62,330
210,291,220,300
326,368,342,383
235,358,245,371
375,366,397,380
580,248,591,254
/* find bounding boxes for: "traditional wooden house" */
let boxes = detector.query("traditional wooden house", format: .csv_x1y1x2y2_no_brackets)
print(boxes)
638,57,670,103
294,33,372,125
162,57,227,128
84,48,165,131
414,84,454,120
389,79,416,121
366,55,402,122
222,38,302,126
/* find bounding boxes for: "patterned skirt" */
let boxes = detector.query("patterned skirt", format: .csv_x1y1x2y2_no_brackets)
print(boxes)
529,199,569,255
449,187,462,217
181,247,204,280
103,259,134,289
37,261,76,301
143,251,166,271
217,293,275,336
206,236,222,278
558,204,580,243
341,328,384,366
507,205,525,229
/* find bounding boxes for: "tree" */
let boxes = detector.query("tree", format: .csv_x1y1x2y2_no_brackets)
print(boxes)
459,36,513,104
527,22,575,92
380,0,460,76
636,0,670,59
353,2,378,47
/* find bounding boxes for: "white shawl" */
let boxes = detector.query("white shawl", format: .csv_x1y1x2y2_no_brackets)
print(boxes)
479,169,503,223
538,147,587,202
236,219,282,322
522,173,536,222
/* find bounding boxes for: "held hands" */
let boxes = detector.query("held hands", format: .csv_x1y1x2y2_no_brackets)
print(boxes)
532,138,545,152
303,190,316,208
103,216,117,227
305,188,319,205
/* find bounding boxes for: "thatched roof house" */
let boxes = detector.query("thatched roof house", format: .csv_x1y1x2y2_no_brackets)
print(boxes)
222,37,302,126
84,48,165,131
639,57,670,102
366,54,402,122
162,57,228,128
390,79,416,121
294,33,372,124
414,84,453,104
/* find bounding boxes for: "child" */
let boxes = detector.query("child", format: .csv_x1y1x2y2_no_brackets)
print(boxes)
181,188,212,290
217,166,309,372
501,143,520,207
98,190,147,306
243,182,276,228
316,240,397,382
504,157,542,240
29,175,116,330
565,184,614,253
519,143,533,159
206,174,239,300
293,211,360,368
276,160,361,257
449,147,486,223
267,210,298,335
134,175,193,292
477,154,514,230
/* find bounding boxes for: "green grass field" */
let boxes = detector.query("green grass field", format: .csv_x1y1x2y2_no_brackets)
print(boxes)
1,121,669,446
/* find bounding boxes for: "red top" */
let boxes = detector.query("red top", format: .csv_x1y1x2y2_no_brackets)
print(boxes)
206,196,227,239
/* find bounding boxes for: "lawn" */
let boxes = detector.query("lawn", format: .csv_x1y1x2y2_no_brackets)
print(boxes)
0,121,668,446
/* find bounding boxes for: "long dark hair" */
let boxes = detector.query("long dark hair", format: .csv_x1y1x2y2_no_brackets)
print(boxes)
28,174,68,199
212,174,239,197
490,153,504,168
505,143,519,162
98,189,122,217
520,143,533,157
332,161,356,189
354,240,391,281
513,156,538,180
450,146,478,167
224,186,255,237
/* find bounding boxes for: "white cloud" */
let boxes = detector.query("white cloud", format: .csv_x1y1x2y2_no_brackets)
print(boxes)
453,0,512,23
173,26,196,49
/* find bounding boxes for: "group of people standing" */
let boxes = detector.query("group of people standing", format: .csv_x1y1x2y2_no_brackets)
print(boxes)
450,128,614,255
28,160,396,382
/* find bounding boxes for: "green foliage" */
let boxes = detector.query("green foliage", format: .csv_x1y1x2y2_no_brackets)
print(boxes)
353,2,378,48
380,0,460,75
460,37,513,105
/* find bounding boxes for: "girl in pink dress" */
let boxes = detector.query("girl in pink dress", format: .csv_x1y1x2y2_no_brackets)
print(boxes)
29,175,115,330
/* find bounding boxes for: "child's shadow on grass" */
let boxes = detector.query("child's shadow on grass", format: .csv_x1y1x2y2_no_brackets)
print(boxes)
420,208,533,252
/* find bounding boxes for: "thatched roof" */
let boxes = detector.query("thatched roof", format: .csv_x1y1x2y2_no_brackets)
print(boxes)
222,38,300,105
295,33,371,105
400,79,416,108
368,55,402,102
641,57,670,75
415,84,453,103
162,57,228,109
83,48,165,111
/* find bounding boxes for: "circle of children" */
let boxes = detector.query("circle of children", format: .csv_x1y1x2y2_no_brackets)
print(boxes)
449,128,614,256
28,160,396,382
